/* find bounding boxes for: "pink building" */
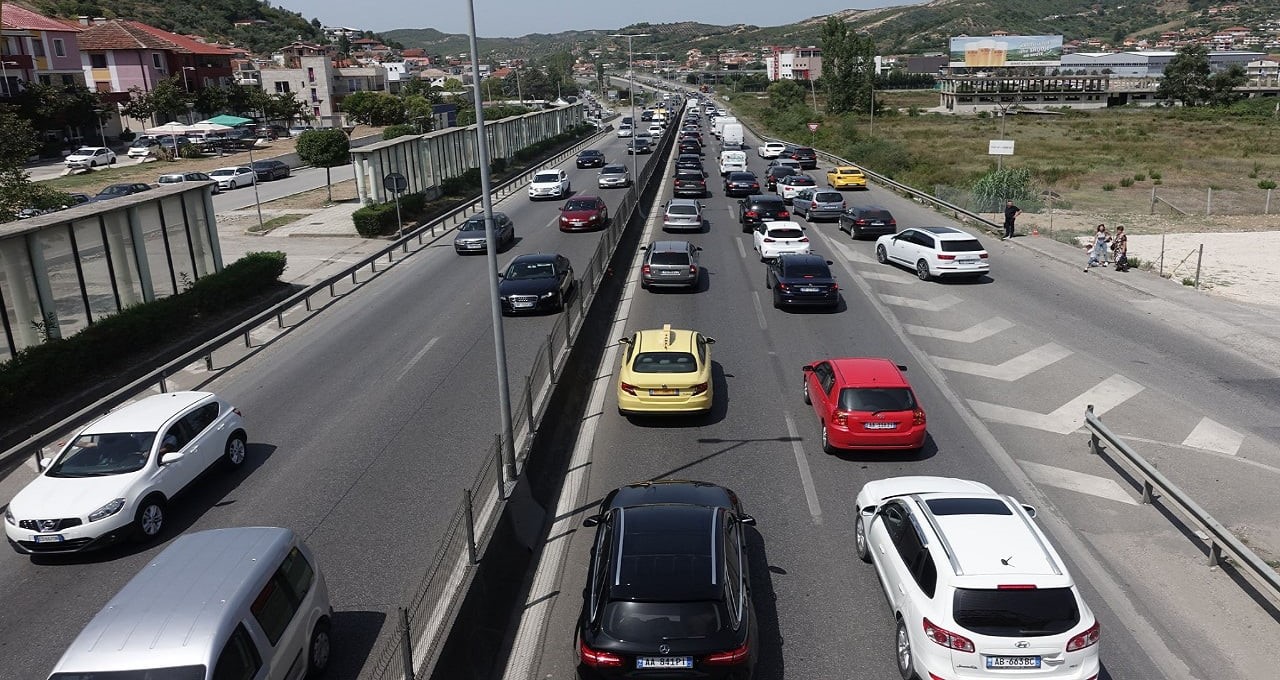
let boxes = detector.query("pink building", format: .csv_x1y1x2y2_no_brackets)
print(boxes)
0,3,86,96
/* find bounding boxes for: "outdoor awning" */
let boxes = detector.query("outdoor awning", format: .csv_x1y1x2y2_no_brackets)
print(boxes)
144,122,191,135
201,114,253,127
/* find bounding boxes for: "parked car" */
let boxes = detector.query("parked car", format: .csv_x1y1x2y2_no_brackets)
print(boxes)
752,220,811,261
775,173,817,203
453,211,515,254
597,164,631,189
791,188,845,221
528,168,571,200
803,358,925,452
65,146,116,169
288,124,314,137
640,240,702,291
559,196,609,232
838,206,897,239
125,138,161,159
249,159,290,181
662,198,704,232
576,149,607,168
209,166,256,190
765,253,840,310
737,194,790,233
827,165,868,190
157,171,221,193
4,391,248,554
672,168,708,198
498,253,575,314
875,225,990,281
615,326,717,416
156,136,194,152
89,183,153,202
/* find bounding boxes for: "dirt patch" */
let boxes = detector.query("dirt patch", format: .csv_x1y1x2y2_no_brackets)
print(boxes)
261,179,359,210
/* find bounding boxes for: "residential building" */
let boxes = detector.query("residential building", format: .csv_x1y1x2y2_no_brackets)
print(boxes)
764,46,822,81
0,3,86,96
257,52,386,127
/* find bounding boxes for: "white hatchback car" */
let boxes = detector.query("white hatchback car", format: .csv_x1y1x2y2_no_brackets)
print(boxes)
4,391,247,555
854,476,1100,680
528,168,570,200
875,225,990,281
752,220,811,261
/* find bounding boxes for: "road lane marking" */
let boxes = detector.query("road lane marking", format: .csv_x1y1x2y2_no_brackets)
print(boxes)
878,292,962,312
736,236,746,259
968,374,1144,434
785,413,823,524
1020,461,1139,506
904,317,1015,342
752,291,768,329
932,342,1072,381
857,270,919,284
1181,417,1245,455
396,336,440,381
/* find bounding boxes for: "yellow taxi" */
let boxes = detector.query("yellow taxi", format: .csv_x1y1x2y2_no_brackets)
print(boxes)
616,324,716,416
826,166,868,190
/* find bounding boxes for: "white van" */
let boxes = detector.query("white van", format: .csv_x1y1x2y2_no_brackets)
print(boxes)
48,527,333,680
719,150,748,175
721,122,744,150
712,115,738,139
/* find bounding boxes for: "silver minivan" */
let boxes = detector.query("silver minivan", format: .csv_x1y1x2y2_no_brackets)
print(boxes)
48,527,332,680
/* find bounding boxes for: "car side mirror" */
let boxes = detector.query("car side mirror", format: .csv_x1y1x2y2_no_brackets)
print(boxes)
801,365,815,373
1021,504,1038,518
739,514,757,526
695,246,703,251
582,515,601,527
160,451,186,465
826,260,835,266
37,456,51,470
860,505,877,517
704,337,716,344
497,273,504,279
618,337,631,345
897,364,909,371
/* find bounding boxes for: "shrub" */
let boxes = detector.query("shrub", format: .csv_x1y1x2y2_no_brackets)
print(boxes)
1153,179,1162,185
352,201,397,237
1119,177,1134,187
1148,170,1162,180
1181,277,1195,286
383,124,417,140
1259,179,1277,190
1103,183,1116,191
178,143,202,159
118,129,136,142
441,168,482,196
1133,173,1146,182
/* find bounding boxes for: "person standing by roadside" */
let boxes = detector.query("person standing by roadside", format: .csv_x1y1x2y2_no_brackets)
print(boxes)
1002,199,1021,240
1112,225,1129,271
1084,224,1110,271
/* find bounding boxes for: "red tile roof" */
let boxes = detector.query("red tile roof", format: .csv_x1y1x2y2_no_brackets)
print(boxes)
126,21,239,55
1,3,81,31
77,19,174,50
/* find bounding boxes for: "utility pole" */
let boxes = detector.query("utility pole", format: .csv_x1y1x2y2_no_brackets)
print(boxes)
610,32,650,191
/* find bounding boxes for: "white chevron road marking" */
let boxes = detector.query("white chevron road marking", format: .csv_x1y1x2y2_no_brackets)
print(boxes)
859,270,920,284
1181,417,1246,456
1020,461,1139,506
905,317,1015,342
829,239,878,265
932,343,1072,381
879,293,962,312
969,374,1144,434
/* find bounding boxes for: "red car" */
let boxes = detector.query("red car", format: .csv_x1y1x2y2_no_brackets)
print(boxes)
802,357,926,453
559,196,609,231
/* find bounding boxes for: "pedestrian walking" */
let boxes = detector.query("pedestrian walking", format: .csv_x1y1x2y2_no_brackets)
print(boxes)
1002,200,1021,240
1112,226,1129,271
1084,224,1110,271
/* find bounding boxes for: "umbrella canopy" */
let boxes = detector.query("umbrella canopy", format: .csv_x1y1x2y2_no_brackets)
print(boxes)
144,122,191,135
202,114,253,127
188,122,233,133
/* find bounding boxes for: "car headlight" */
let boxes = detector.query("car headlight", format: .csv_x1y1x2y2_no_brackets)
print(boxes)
88,498,126,522
540,291,556,299
4,507,14,525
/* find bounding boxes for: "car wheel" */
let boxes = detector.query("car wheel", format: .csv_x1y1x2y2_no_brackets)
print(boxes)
89,159,98,168
821,423,837,455
855,513,872,563
307,620,332,677
876,245,889,264
134,495,166,542
223,432,247,469
554,292,565,312
916,260,931,281
896,618,919,680
109,157,116,165
773,291,782,309
802,378,811,405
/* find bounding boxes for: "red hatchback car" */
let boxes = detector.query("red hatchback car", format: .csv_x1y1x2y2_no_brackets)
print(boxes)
559,196,609,231
802,358,926,453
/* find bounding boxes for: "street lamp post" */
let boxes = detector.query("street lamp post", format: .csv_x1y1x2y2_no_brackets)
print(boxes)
609,32,650,194
996,103,1011,171
92,109,106,147
0,60,18,98
181,65,195,92
466,0,517,482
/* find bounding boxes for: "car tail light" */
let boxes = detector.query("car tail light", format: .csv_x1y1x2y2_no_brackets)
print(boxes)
855,219,868,225
620,382,637,396
831,282,839,291
698,179,705,186
691,382,709,396
912,408,925,426
937,254,956,260
888,219,897,227
841,201,847,209
799,236,809,242
923,618,974,653
778,210,789,218
704,641,749,665
1067,621,1101,651
777,282,789,291
980,252,989,259
833,411,848,426
690,264,698,275
746,210,758,218
762,237,775,243
579,639,623,667
998,584,1038,590
751,183,759,190
641,264,651,275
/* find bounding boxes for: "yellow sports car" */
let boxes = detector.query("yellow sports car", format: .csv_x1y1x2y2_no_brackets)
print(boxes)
617,324,716,415
827,166,868,190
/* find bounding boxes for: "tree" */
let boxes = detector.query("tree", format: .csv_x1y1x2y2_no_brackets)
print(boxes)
402,94,436,133
120,76,192,125
1207,64,1247,106
13,82,103,141
263,92,309,124
1157,43,1210,106
0,108,78,222
337,34,351,56
295,128,350,204
340,91,408,125
767,79,806,111
820,16,855,114
193,85,230,118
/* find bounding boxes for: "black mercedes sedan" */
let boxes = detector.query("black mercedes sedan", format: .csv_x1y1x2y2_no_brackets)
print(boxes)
576,149,607,168
764,253,840,310
577,480,757,680
498,253,575,314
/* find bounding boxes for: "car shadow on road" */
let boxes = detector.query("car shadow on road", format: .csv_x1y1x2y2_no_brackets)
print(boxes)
623,360,729,428
326,609,387,680
746,525,785,680
824,431,939,464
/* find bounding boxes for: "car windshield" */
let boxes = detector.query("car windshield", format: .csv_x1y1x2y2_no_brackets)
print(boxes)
460,217,489,231
767,227,804,239
505,261,556,279
72,148,97,155
210,169,236,177
838,387,915,412
130,139,153,147
651,252,690,266
668,205,697,216
603,601,726,642
564,199,598,210
97,186,132,196
952,587,1081,637
47,432,156,478
783,263,830,278
580,151,601,157
632,351,698,373
601,166,626,175
534,173,560,183
157,175,183,183
941,239,984,252
49,667,207,680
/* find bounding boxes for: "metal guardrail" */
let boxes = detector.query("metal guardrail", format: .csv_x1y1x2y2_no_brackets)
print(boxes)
1084,406,1280,606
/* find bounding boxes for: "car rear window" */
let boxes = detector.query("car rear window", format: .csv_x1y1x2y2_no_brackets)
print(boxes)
158,175,183,183
941,239,984,252
728,173,755,181
814,191,842,202
767,227,804,239
676,171,704,181
668,205,697,215
838,387,916,412
50,666,208,680
952,587,1080,637
651,252,690,266
791,176,815,185
633,351,698,373
757,201,786,213
783,263,830,278
860,210,892,220
603,601,725,642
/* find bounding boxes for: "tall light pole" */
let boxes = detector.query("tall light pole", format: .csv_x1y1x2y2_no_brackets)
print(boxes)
0,60,17,98
609,32,649,193
467,0,516,481
181,65,195,93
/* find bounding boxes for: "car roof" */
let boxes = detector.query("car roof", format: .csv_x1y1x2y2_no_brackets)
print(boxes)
604,479,736,511
833,166,863,172
83,391,215,433
778,253,829,267
667,198,700,208
828,357,910,388
511,252,558,264
919,497,1063,578
650,240,693,253
727,172,756,179
918,225,972,238
601,164,627,171
608,504,722,601
579,149,603,154
745,194,784,203
52,528,296,673
634,324,698,354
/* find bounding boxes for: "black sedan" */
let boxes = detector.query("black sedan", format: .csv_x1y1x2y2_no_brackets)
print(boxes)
90,183,153,202
723,171,760,197
577,480,757,679
498,253,575,314
837,205,898,239
576,149,607,168
250,159,291,181
453,212,515,254
765,253,840,310
674,154,703,175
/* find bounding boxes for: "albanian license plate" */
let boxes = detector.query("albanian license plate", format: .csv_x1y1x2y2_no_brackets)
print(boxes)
637,656,693,669
649,388,680,396
512,300,534,309
864,422,898,430
986,656,1041,668
800,287,821,293
33,534,65,543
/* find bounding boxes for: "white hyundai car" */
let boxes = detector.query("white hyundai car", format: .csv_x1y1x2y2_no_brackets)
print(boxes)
528,168,570,200
875,225,991,281
65,146,117,169
4,392,247,555
752,220,811,261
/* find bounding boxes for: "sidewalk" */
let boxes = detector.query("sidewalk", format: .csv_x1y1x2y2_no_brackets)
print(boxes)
216,201,390,287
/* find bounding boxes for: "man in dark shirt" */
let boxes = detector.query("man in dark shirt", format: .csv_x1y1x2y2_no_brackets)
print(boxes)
1002,200,1021,240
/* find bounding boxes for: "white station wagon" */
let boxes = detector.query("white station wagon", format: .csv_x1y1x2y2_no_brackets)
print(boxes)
5,391,247,555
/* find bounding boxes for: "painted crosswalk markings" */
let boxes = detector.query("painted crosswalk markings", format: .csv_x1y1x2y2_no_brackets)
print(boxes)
1181,417,1245,456
969,374,1144,434
879,293,962,312
904,317,1015,343
1020,461,1139,505
932,343,1072,381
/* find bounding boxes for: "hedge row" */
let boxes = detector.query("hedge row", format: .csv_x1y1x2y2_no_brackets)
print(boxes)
0,251,288,419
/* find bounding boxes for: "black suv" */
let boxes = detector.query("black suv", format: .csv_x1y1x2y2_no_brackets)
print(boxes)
675,154,704,175
737,194,789,232
765,253,840,310
678,139,703,156
785,146,818,169
577,480,757,680
673,169,708,198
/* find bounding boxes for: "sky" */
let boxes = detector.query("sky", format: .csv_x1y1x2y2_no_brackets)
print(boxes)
274,0,919,39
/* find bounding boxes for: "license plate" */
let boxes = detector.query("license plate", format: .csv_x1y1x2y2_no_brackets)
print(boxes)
800,287,820,293
512,301,533,309
637,656,693,669
870,221,884,226
987,656,1041,668
33,534,65,543
662,270,681,276
864,422,898,430
466,243,482,249
649,388,679,396
958,257,979,264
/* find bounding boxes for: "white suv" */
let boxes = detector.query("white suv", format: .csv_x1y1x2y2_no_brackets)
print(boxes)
528,168,570,200
4,391,248,555
875,225,990,281
854,476,1101,680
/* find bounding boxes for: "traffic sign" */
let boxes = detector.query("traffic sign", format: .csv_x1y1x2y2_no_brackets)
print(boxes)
383,172,408,193
988,140,1015,156
807,122,820,132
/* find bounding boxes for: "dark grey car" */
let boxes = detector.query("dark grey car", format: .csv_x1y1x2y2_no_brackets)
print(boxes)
792,189,845,222
454,212,515,254
838,206,898,239
640,240,701,291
